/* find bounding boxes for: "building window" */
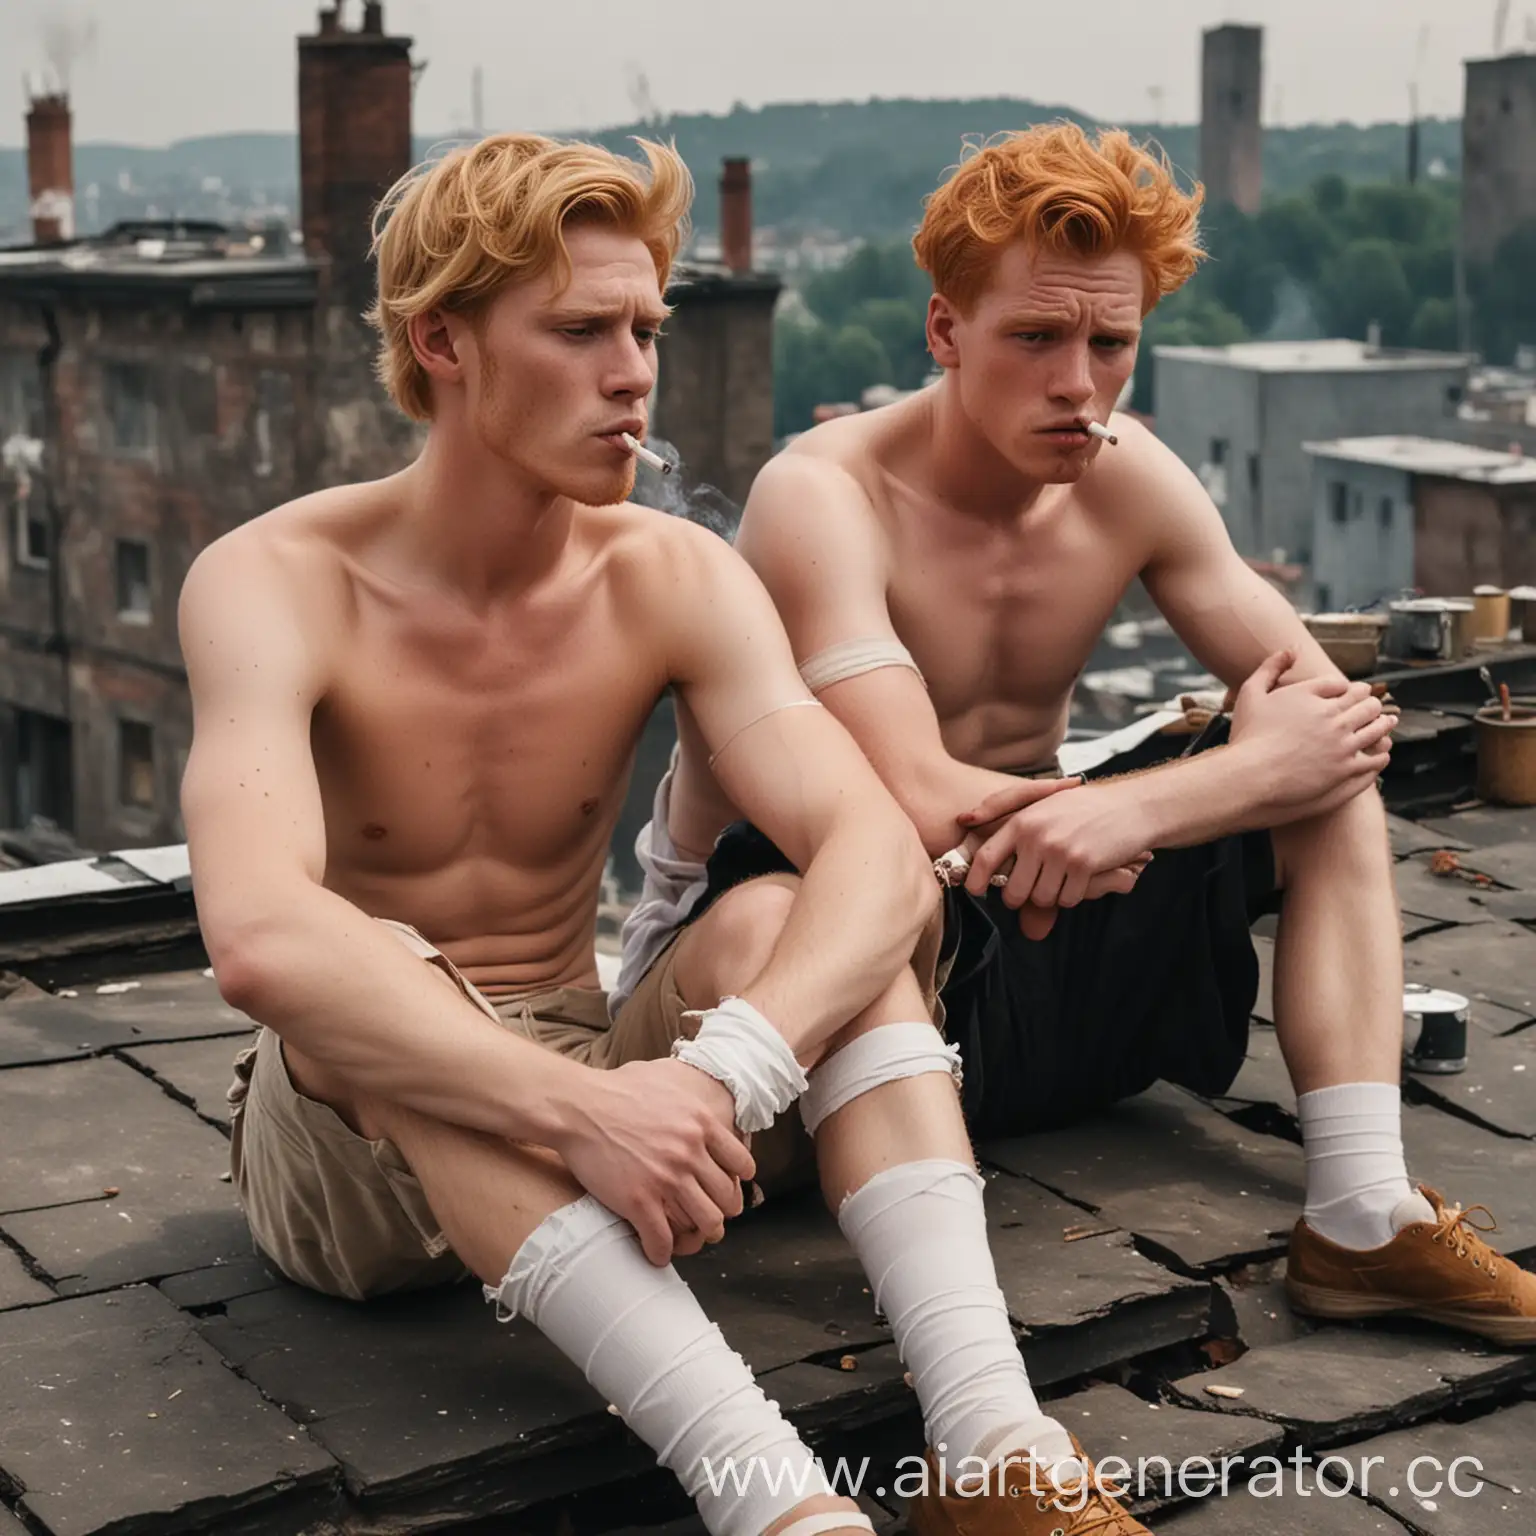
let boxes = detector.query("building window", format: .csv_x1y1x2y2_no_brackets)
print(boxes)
1330,481,1349,525
1247,452,1260,497
14,491,48,568
13,709,73,830
1209,437,1229,466
116,538,152,621
1379,496,1394,530
118,719,155,810
103,362,157,455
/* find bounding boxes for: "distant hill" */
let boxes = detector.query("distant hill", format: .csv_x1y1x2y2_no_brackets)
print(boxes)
0,98,1462,246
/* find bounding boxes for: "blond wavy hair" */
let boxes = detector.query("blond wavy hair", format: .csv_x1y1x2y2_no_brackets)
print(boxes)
913,122,1205,314
366,134,693,420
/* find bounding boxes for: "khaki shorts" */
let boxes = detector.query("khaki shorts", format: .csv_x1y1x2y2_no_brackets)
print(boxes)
226,917,836,1301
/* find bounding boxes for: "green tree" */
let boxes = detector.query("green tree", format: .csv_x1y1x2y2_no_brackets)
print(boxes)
1317,238,1414,343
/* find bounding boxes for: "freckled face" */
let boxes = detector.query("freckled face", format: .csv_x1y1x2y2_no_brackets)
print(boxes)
928,243,1144,482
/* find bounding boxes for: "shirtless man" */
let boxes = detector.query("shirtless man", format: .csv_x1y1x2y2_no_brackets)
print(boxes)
620,123,1536,1368
182,134,1133,1536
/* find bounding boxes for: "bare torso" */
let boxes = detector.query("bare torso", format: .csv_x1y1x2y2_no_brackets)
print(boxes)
789,396,1154,770
250,485,671,995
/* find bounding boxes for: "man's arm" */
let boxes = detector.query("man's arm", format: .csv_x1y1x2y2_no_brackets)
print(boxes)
181,533,600,1143
659,517,939,1055
733,452,1068,858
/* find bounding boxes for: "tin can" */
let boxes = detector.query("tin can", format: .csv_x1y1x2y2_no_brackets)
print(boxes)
1402,985,1470,1074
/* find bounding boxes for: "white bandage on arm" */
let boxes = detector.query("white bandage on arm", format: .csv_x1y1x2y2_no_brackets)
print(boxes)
799,1022,963,1137
674,996,810,1133
798,637,926,693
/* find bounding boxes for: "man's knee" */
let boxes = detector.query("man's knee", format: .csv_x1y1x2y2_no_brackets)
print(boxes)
1272,784,1390,889
674,874,800,1004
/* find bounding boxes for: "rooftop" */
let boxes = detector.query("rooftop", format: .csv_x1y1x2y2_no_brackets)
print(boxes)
1303,433,1536,484
0,220,318,307
1154,337,1473,375
1,653,1533,1535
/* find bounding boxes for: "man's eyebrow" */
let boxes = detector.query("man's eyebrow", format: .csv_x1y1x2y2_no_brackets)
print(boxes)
545,302,672,325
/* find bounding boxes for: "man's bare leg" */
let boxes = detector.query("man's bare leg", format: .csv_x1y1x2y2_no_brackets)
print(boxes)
1269,788,1430,1249
282,1036,868,1536
674,883,1080,1478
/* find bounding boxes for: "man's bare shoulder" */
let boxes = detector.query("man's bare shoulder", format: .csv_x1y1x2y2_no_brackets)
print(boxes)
180,482,383,647
1078,411,1218,538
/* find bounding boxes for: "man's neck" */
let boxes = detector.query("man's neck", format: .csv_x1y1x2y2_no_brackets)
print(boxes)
395,423,576,604
920,376,1055,525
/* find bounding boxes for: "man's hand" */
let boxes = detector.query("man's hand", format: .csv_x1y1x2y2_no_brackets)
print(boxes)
552,1058,755,1266
955,778,1155,939
1229,648,1395,815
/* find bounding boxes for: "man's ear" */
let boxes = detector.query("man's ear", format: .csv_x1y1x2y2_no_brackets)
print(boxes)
407,307,465,386
927,293,960,370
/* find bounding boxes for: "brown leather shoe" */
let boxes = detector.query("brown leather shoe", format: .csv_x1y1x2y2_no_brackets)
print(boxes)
905,1438,1150,1536
1286,1184,1536,1346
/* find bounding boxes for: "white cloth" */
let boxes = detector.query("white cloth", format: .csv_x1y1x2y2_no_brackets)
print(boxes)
1298,1081,1430,1249
674,996,809,1134
611,751,709,1019
837,1160,1073,1470
799,1022,963,1138
798,636,925,693
486,1195,829,1536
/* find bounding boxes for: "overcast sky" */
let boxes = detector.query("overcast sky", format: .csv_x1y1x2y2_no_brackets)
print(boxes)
0,0,1524,148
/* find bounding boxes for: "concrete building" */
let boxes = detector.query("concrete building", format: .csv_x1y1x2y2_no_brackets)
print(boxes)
1305,435,1536,609
0,4,778,852
1153,338,1473,568
1199,24,1263,215
1461,52,1536,268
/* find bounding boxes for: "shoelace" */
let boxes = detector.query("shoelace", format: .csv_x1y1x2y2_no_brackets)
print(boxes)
1429,1200,1501,1279
1033,1475,1143,1536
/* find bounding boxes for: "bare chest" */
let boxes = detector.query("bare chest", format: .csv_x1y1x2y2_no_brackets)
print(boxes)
884,505,1139,731
312,595,660,883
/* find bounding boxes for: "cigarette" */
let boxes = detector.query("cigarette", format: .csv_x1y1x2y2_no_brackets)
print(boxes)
1084,420,1118,446
621,432,673,475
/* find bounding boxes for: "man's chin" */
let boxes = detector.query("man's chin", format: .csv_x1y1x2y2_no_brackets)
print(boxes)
545,462,637,508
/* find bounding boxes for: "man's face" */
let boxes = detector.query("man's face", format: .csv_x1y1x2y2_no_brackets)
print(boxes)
452,223,667,506
929,242,1144,483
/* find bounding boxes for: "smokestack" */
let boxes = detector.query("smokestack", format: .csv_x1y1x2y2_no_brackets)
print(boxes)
26,90,74,245
298,2,414,311
719,157,752,275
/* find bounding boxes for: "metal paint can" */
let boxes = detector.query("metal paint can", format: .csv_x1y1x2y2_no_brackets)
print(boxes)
1402,984,1470,1074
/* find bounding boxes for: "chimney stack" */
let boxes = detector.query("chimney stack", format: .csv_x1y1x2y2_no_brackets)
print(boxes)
719,157,752,275
26,90,75,245
298,2,414,311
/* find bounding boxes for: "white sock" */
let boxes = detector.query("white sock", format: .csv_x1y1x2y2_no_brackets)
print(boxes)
1298,1081,1431,1250
836,1159,1073,1470
486,1196,829,1536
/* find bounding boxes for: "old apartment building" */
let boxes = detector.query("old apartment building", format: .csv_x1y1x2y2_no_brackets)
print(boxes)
0,3,778,851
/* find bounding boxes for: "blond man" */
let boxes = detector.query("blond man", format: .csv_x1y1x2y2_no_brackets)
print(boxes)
181,135,1115,1536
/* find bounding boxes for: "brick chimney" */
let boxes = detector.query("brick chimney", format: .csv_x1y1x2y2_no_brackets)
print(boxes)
719,157,752,275
26,90,74,245
298,2,414,310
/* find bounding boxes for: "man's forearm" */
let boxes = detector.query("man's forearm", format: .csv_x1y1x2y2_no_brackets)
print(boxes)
734,809,937,1056
903,757,1050,858
1111,738,1342,848
215,885,592,1145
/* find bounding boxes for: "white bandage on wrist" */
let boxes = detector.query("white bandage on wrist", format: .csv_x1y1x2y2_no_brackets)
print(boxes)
673,996,809,1134
799,1022,963,1137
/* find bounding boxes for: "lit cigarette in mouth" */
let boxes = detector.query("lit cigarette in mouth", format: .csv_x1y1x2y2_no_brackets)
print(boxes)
1084,420,1118,446
621,432,674,475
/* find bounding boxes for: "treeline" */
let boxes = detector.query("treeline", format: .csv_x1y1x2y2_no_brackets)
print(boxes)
776,174,1536,433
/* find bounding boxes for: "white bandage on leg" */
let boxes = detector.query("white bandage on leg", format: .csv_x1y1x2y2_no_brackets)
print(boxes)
838,1160,1074,1471
673,996,809,1134
799,1022,963,1138
486,1194,832,1536
776,1515,875,1536
798,637,926,694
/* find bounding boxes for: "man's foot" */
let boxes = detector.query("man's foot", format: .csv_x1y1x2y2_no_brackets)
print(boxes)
906,1439,1149,1536
1286,1184,1536,1346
